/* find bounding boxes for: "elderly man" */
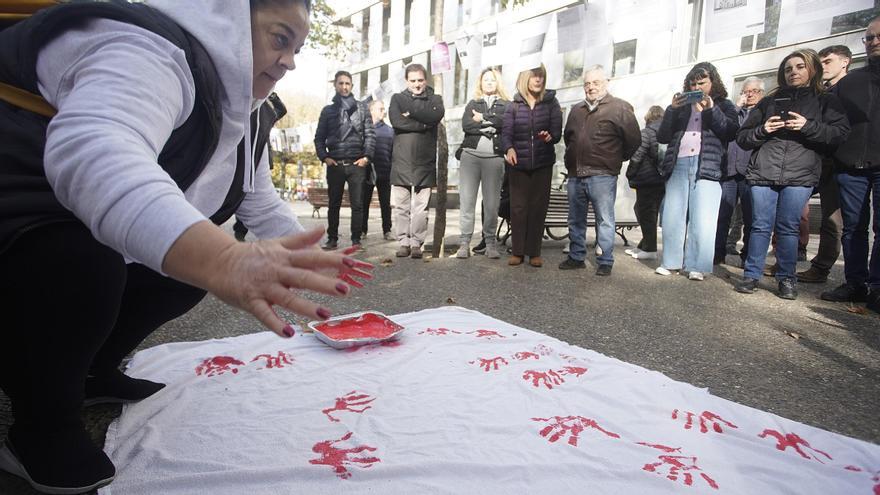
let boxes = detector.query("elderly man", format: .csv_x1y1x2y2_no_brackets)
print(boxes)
821,18,880,313
559,65,640,276
714,76,763,265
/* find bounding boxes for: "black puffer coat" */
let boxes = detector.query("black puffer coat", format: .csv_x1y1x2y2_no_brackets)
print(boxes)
388,87,445,187
626,120,664,187
657,97,739,181
313,95,375,162
501,90,563,171
458,96,509,158
833,59,880,170
736,87,850,187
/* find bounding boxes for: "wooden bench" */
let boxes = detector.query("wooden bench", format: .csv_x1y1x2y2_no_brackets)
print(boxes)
307,187,381,218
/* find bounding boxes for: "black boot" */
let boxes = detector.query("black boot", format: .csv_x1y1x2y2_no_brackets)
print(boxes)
778,278,798,300
84,368,165,406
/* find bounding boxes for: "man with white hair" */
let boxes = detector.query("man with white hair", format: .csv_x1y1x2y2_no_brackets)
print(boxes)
715,76,763,265
559,65,640,276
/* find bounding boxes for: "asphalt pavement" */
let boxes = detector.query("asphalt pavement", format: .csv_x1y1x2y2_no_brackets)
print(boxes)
1,198,878,494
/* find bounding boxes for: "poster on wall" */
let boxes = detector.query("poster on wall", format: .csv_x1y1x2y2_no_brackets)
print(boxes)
607,0,677,42
455,35,483,70
776,0,874,45
556,5,586,54
430,42,452,74
703,0,766,44
583,0,613,70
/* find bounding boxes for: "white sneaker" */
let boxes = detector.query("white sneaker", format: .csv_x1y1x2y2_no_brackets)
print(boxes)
655,267,673,276
562,242,570,254
485,244,500,259
595,245,603,256
455,245,470,259
688,271,704,281
633,251,657,260
625,247,642,257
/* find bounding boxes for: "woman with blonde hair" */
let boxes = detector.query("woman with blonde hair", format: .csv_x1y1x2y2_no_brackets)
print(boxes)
455,67,510,259
735,49,849,299
501,64,563,267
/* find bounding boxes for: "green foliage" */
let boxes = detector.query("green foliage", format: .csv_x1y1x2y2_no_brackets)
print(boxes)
306,0,352,61
499,0,530,8
270,151,324,190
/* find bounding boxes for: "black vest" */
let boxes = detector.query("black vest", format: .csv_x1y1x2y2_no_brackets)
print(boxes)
0,0,226,253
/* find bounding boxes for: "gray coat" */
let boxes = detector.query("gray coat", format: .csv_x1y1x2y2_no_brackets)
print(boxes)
389,87,445,187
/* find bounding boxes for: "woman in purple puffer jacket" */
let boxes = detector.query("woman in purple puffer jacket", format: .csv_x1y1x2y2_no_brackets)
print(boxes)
501,64,563,267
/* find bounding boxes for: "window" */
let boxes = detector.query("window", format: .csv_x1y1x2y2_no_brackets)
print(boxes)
429,0,437,37
404,0,413,45
455,0,465,28
361,9,370,59
359,72,368,99
382,1,391,52
612,40,637,77
562,50,584,85
453,51,469,106
380,64,389,83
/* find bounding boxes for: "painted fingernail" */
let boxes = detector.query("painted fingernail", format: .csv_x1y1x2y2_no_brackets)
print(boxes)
282,324,296,338
317,307,332,320
336,282,350,295
343,257,357,268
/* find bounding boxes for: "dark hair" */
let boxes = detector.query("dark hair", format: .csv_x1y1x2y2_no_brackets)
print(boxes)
405,63,427,79
681,61,728,100
818,45,852,61
644,105,665,124
334,70,352,83
776,49,824,95
250,0,311,13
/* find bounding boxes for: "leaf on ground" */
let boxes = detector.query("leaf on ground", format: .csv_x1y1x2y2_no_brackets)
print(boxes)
845,304,868,315
446,297,456,304
380,258,393,267
784,331,800,340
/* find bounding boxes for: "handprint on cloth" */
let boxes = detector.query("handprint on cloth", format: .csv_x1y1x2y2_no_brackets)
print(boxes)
758,429,832,463
522,367,588,389
470,356,509,372
469,329,506,339
418,327,462,336
532,416,620,447
513,351,540,361
672,409,738,434
309,432,380,479
195,356,245,377
638,443,719,490
250,351,294,369
322,391,377,423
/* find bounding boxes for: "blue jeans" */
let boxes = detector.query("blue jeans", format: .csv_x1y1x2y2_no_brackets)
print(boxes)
567,175,617,266
743,185,813,281
660,156,721,273
715,175,752,261
836,168,880,289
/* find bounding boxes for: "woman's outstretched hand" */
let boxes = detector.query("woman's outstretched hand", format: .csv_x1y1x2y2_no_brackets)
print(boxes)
163,223,374,337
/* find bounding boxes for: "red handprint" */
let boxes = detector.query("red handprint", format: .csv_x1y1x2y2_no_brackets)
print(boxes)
195,356,245,377
309,432,380,479
532,416,620,447
758,429,832,463
672,409,738,434
523,369,565,389
418,327,461,336
560,366,588,377
471,356,508,372
872,470,880,495
639,443,719,490
322,391,376,423
533,344,554,356
250,351,294,369
470,329,505,339
513,351,540,361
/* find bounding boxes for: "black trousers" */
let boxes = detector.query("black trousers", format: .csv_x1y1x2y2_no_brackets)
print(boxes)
0,222,205,424
326,163,366,242
633,185,665,252
363,178,392,235
508,166,553,257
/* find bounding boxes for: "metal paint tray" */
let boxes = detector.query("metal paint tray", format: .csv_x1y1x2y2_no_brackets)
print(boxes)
307,311,405,349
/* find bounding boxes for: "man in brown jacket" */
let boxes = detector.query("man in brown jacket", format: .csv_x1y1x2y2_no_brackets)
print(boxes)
559,65,640,275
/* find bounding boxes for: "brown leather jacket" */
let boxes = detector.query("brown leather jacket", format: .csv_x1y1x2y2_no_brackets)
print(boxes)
563,93,641,177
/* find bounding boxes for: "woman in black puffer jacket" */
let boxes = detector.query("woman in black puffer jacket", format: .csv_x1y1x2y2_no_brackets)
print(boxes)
626,105,666,259
735,48,850,300
500,64,563,267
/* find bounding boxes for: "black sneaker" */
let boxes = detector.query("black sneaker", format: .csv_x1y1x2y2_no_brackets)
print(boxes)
735,278,759,294
558,257,586,270
321,238,338,251
0,424,116,494
595,264,612,276
84,369,165,406
778,278,798,300
472,239,487,255
821,283,868,302
866,289,880,314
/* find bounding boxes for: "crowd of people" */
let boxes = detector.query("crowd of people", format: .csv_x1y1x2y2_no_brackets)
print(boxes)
315,19,877,312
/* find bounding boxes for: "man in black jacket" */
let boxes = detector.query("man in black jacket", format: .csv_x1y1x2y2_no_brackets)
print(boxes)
365,98,394,240
314,71,375,250
821,17,880,313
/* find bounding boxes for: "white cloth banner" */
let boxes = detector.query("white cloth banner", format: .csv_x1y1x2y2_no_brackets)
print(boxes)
101,307,880,494
776,0,874,46
703,0,766,44
503,14,553,73
556,5,586,54
583,0,614,70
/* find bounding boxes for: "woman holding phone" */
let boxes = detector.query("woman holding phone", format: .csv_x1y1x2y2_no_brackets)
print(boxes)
656,62,739,281
735,49,849,299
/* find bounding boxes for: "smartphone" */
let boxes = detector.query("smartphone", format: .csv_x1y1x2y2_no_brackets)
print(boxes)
682,90,704,104
774,97,794,120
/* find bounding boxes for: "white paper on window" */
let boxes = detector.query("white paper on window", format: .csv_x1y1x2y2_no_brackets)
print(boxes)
703,0,766,44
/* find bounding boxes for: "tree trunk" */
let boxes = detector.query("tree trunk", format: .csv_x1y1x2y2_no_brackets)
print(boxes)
430,0,447,258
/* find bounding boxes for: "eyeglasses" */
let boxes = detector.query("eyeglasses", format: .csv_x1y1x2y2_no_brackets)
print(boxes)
741,89,763,95
583,81,605,88
863,34,879,44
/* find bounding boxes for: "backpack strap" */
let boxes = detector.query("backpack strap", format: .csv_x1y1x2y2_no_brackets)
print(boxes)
0,80,54,116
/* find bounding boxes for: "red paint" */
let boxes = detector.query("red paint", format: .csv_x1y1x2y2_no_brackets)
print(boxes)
758,429,832,463
322,391,376,423
195,356,245,377
343,339,403,353
250,351,294,369
315,312,403,340
872,470,880,495
472,356,508,372
672,409,738,434
513,351,540,361
418,327,461,336
560,366,588,377
532,415,620,446
471,329,505,339
309,432,380,479
523,369,565,389
637,442,681,453
643,454,719,490
843,465,863,472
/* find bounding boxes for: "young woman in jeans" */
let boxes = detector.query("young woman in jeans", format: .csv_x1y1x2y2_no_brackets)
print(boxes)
656,62,739,280
735,49,849,299
456,68,510,259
